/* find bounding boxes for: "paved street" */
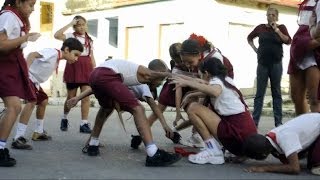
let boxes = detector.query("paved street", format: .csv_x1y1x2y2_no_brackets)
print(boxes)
0,105,317,179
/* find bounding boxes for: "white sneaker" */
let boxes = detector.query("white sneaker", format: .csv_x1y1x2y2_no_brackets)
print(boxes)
311,166,320,176
180,133,205,148
188,149,225,165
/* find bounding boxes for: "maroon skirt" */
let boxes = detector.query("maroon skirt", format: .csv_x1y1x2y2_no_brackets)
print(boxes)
0,49,36,101
217,110,257,156
288,25,320,74
158,80,191,107
63,55,93,83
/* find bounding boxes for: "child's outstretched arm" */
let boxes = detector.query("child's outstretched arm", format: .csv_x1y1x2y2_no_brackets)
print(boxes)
26,52,42,68
67,87,93,108
0,32,40,52
173,86,186,127
170,76,221,97
54,18,78,41
246,152,300,174
145,97,174,138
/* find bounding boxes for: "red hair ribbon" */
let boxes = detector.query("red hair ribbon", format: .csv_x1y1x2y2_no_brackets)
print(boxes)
189,33,207,47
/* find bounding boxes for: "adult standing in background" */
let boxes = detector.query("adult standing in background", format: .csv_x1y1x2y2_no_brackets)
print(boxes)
247,7,291,127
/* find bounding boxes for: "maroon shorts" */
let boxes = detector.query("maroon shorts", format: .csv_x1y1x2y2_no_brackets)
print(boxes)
89,67,140,111
217,110,257,156
64,56,93,83
29,80,48,105
0,49,36,101
308,135,320,169
158,81,191,107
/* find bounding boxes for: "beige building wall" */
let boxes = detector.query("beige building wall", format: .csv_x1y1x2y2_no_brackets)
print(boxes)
0,0,301,97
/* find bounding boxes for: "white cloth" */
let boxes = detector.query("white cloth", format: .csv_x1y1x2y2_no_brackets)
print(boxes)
129,84,153,101
297,51,317,70
65,33,92,56
316,1,320,23
209,77,245,116
266,113,320,157
29,48,59,85
203,48,223,62
0,11,27,48
98,59,141,86
297,0,317,25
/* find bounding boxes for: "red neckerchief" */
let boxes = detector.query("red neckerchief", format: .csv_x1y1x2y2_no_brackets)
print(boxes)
73,32,90,52
55,49,61,74
266,132,277,143
3,6,29,33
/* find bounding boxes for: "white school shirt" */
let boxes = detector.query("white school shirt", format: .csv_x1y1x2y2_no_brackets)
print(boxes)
98,59,141,86
266,113,320,157
203,48,224,62
65,33,92,56
0,11,27,48
297,0,317,25
129,84,153,102
29,48,60,86
209,77,245,116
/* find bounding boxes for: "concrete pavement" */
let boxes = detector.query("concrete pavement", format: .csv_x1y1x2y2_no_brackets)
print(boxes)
0,104,317,179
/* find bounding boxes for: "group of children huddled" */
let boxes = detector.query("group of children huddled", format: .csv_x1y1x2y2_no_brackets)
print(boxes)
0,0,319,177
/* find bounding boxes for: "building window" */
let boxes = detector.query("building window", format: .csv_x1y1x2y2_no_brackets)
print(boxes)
40,2,54,32
87,19,98,38
106,17,118,48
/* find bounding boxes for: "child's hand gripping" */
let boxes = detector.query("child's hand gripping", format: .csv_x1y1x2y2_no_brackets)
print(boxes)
67,97,79,109
27,33,41,42
173,112,186,127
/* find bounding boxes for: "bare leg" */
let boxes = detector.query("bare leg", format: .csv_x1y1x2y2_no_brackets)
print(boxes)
131,105,153,145
305,66,320,112
186,102,221,140
147,103,166,127
80,85,90,120
36,99,48,120
19,102,36,125
0,97,22,141
290,72,308,115
63,88,78,115
90,107,113,138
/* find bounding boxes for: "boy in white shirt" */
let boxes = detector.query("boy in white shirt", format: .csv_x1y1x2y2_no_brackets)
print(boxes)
243,113,320,175
67,59,181,167
11,38,83,150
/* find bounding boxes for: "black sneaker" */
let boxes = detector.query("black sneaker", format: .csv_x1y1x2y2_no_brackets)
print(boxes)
131,135,142,149
60,119,69,131
80,123,92,134
11,136,32,150
87,145,99,156
0,148,16,167
145,149,181,167
170,132,181,144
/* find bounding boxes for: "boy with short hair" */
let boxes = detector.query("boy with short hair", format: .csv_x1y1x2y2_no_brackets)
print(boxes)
11,38,83,150
242,113,320,175
67,59,181,166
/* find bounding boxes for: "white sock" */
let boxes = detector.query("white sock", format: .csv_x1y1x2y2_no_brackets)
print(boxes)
172,127,178,132
14,123,27,140
146,143,158,157
0,140,6,149
62,113,68,119
204,138,223,154
89,137,99,146
35,119,44,133
81,120,88,126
